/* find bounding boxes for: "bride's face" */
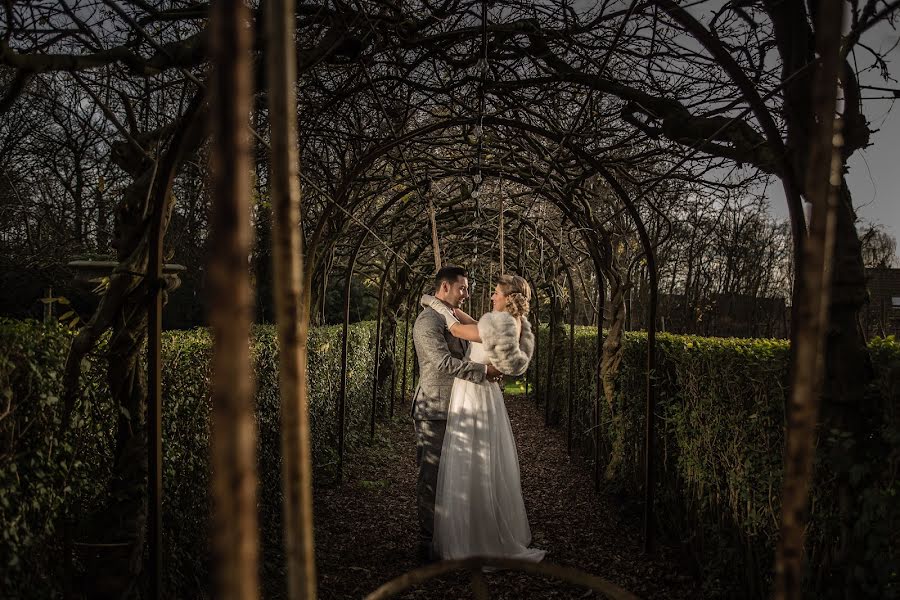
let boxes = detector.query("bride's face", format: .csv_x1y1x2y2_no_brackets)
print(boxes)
491,285,507,312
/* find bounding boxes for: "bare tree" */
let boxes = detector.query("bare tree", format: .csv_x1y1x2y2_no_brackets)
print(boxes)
859,223,898,268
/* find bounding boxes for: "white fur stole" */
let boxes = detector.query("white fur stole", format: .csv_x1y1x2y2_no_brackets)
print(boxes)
477,311,535,376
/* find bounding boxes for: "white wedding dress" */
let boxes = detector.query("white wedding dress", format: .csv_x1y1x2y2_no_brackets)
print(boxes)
433,341,545,562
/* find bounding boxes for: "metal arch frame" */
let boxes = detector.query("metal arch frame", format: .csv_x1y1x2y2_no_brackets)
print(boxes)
365,555,639,600
323,115,660,548
384,176,616,462
337,185,426,482
389,201,599,460
371,254,395,439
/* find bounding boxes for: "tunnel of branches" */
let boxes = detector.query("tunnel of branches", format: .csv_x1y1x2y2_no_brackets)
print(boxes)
1,1,898,599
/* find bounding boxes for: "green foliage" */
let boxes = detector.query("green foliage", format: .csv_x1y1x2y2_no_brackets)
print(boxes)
0,319,113,597
529,327,899,598
0,318,414,599
322,275,379,325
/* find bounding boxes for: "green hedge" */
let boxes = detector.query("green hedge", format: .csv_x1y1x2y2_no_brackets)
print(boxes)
0,318,414,599
6,315,897,598
529,326,900,598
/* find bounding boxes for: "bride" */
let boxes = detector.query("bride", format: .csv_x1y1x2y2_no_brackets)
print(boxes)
420,273,545,562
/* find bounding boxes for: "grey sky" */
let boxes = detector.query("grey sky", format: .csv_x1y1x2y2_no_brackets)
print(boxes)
765,21,900,242
844,100,899,238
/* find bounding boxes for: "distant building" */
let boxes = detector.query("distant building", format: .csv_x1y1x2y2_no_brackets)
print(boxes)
863,267,900,339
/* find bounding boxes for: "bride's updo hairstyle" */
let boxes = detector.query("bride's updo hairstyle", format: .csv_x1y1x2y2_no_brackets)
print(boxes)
497,274,531,318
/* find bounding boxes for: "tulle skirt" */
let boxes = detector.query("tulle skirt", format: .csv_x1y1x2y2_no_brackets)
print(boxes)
433,378,545,562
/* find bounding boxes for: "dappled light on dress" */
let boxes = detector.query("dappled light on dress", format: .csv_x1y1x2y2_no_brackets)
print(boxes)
433,341,545,562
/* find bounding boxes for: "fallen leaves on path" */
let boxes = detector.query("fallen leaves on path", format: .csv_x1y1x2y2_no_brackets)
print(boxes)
313,396,699,599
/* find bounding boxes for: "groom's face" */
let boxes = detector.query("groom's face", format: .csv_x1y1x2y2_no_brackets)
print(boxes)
440,276,470,308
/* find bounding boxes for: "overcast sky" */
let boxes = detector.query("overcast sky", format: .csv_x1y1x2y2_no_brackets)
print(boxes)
830,100,898,239
770,96,900,240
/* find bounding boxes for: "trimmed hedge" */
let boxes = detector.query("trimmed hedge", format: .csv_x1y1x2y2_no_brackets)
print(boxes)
5,316,897,598
530,326,900,598
0,319,414,599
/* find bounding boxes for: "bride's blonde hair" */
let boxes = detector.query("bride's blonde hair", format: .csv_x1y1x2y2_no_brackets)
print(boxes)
497,274,531,319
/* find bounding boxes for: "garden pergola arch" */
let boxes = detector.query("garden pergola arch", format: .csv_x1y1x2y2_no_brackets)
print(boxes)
300,113,655,280
327,145,660,540
0,1,867,597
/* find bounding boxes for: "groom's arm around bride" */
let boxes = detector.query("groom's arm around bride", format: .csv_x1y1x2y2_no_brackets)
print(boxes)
409,265,499,562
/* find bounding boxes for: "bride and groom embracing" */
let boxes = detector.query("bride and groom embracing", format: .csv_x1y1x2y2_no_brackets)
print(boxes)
411,265,545,564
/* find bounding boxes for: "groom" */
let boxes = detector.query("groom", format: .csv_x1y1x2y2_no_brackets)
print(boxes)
411,265,503,561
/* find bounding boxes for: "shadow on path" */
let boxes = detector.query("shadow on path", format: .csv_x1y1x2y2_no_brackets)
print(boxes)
313,396,699,599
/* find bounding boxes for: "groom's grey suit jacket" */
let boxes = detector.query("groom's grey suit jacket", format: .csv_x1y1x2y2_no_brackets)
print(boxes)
411,305,487,421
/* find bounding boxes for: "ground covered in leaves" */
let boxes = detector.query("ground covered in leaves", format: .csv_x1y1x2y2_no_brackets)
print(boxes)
313,395,699,599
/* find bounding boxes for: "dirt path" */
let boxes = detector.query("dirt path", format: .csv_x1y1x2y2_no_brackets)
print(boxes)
313,395,699,599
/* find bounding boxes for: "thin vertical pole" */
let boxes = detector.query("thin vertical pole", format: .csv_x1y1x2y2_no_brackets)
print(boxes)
642,248,659,552
545,286,555,427
266,0,317,594
565,267,575,455
498,190,505,273
208,0,260,597
428,199,442,272
389,313,398,419
594,272,605,490
338,267,351,482
338,234,368,482
371,260,391,438
533,285,541,408
401,297,412,407
44,286,53,323
147,166,164,600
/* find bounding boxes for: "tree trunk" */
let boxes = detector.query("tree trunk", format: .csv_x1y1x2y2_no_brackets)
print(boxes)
774,4,844,596
601,270,628,480
814,180,876,597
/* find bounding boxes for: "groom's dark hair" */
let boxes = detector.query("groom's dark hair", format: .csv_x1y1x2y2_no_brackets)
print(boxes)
435,265,468,289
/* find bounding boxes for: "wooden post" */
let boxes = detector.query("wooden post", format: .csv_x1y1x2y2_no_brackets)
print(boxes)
208,0,260,597
498,191,505,273
642,232,658,554
266,0,317,596
43,287,54,323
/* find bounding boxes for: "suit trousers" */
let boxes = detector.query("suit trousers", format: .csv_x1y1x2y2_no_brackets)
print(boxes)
414,418,447,547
